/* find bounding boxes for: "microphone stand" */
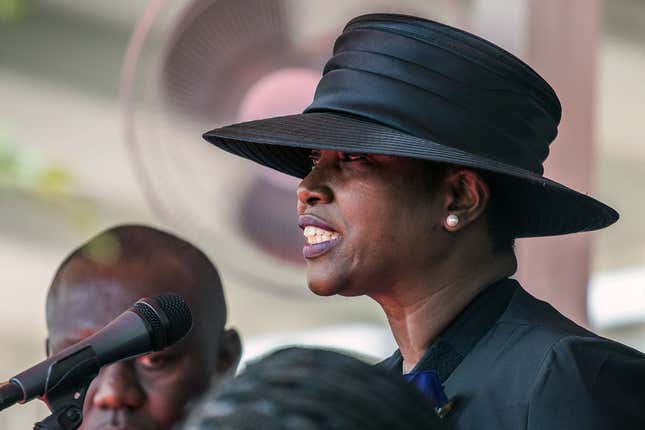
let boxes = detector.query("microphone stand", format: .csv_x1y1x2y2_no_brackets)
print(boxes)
32,347,100,430
34,388,87,430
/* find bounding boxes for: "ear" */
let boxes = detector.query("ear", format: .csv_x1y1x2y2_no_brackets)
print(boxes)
215,328,242,377
441,169,490,232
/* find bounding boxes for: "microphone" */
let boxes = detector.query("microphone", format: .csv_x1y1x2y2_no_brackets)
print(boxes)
0,293,192,411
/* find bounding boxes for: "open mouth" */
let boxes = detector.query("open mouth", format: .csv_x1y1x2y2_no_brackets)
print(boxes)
303,226,341,245
299,216,342,259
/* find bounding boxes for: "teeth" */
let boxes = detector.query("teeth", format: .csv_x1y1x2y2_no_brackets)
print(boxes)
303,226,340,245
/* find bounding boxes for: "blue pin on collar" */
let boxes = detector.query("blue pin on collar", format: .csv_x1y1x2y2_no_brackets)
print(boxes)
404,370,454,418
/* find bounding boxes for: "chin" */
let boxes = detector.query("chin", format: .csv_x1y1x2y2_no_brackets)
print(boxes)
307,271,364,297
306,271,347,296
307,280,342,296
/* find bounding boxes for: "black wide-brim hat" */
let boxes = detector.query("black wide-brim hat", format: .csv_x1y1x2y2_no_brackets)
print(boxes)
204,13,618,237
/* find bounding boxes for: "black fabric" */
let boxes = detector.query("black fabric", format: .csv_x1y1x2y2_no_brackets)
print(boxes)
309,24,556,174
203,13,619,237
380,281,645,429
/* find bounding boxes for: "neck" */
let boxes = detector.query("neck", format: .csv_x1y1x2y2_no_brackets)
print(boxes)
371,251,516,372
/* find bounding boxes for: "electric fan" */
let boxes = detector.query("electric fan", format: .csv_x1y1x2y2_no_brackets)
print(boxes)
121,0,467,295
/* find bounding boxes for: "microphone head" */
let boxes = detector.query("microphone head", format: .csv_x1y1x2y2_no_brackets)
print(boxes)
133,293,193,350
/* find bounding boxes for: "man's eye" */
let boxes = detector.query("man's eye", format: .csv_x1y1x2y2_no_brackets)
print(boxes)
136,353,174,370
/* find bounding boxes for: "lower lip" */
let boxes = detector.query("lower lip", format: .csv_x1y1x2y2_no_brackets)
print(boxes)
303,237,341,259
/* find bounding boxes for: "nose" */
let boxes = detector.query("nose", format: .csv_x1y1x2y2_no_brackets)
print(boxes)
297,168,333,210
91,362,145,410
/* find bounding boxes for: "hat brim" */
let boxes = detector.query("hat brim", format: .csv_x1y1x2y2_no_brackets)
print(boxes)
203,112,618,238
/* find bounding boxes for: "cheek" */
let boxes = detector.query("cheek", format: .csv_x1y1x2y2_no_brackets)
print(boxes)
346,193,404,252
346,188,435,268
334,197,400,284
139,359,212,421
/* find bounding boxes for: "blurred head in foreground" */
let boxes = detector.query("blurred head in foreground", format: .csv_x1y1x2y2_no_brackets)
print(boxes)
45,224,242,430
181,347,445,430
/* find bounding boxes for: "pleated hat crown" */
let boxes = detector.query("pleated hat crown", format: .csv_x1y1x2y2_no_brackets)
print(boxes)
305,14,561,176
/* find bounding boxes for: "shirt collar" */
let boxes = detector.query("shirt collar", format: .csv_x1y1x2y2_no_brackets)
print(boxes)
380,278,519,381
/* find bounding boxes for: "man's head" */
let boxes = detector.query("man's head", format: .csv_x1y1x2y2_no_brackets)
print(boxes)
180,347,445,430
46,224,241,430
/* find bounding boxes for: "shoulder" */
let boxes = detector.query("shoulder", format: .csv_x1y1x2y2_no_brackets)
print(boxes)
486,285,599,369
497,284,609,354
501,287,645,428
527,335,645,428
501,284,593,335
535,333,645,387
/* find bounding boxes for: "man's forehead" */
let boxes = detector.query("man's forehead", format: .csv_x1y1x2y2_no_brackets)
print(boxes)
49,280,142,331
49,262,196,332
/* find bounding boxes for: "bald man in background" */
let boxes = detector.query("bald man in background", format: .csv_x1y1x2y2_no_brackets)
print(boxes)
45,225,241,430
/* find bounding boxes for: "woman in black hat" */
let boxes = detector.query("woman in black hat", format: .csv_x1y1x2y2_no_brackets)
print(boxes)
204,14,645,429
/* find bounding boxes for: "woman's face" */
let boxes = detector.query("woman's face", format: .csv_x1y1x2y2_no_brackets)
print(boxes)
297,150,449,297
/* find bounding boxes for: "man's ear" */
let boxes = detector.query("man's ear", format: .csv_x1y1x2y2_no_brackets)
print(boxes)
215,328,242,377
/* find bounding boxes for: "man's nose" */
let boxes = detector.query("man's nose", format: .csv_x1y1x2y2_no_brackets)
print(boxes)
91,362,145,410
297,168,333,209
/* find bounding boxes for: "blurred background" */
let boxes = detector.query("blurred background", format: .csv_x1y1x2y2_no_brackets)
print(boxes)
1,0,644,426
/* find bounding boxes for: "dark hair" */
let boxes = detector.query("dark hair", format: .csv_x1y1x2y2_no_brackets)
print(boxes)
180,347,445,430
478,171,516,253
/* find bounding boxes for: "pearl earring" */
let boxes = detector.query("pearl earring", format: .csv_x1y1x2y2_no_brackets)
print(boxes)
446,214,459,228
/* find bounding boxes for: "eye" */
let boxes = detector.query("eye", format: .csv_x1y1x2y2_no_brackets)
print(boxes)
136,353,176,371
340,152,367,162
309,150,322,168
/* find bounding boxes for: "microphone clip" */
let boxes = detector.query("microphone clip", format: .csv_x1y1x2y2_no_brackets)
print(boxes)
32,346,101,430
